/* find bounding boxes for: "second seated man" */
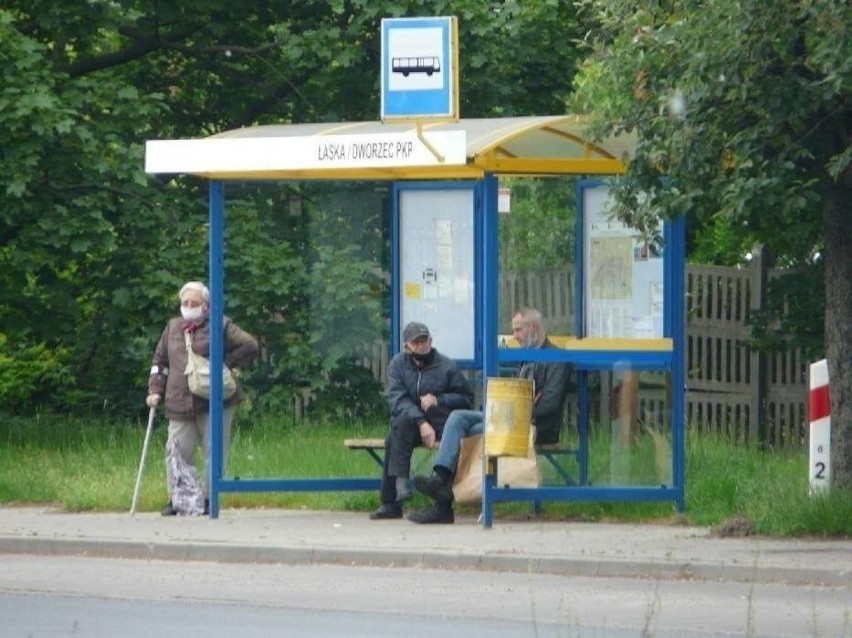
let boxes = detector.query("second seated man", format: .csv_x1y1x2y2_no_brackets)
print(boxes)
408,307,572,524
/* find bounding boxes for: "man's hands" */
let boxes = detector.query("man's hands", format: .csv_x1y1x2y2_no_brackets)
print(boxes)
419,393,438,411
418,393,439,447
146,394,161,408
419,421,438,448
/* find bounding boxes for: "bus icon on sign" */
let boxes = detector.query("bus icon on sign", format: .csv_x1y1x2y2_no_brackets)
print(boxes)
392,56,441,77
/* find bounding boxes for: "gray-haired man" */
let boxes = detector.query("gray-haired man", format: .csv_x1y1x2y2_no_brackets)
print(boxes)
409,308,572,524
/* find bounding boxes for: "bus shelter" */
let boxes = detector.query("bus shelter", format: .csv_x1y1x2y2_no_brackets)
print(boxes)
144,115,685,525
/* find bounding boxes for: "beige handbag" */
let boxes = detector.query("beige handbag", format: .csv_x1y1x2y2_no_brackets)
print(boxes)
452,427,541,504
184,330,237,399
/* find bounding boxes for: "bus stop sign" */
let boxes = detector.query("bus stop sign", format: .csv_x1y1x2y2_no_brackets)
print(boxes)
381,16,459,121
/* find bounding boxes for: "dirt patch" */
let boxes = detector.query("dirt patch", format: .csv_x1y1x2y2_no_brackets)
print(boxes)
714,514,756,538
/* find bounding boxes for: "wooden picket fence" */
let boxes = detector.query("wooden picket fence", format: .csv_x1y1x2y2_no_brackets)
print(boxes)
499,268,575,336
685,259,809,447
296,260,809,449
501,259,810,447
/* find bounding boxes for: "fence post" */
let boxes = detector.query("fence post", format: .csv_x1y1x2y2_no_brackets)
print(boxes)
808,359,831,493
749,245,768,442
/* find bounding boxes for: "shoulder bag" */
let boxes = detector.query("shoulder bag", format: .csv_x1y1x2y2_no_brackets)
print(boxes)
184,330,237,400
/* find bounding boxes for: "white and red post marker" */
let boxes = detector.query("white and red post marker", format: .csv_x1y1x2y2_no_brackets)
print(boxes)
808,359,831,494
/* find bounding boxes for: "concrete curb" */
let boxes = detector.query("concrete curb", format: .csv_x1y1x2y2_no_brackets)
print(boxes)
1,537,847,588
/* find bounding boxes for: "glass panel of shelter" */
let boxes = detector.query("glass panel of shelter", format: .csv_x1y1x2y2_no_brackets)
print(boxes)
496,176,673,489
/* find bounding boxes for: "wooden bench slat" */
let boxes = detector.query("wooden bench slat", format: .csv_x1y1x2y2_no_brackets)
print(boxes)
344,437,575,454
345,437,580,485
344,438,385,450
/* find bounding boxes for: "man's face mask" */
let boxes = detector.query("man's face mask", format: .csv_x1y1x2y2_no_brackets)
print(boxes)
406,336,432,361
512,319,538,348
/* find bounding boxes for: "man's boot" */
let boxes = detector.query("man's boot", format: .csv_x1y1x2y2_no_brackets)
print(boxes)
412,466,453,505
395,476,412,502
407,503,454,524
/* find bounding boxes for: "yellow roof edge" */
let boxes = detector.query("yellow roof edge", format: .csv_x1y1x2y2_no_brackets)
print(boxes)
476,157,627,175
500,336,673,351
190,165,486,181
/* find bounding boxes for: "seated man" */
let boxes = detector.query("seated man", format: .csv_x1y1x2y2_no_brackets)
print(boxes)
370,321,474,520
408,307,572,524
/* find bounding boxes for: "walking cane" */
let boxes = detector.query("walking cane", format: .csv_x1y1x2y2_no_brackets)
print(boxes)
130,406,156,516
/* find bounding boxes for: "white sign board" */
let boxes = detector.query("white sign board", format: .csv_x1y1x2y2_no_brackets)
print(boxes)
381,16,458,121
399,188,475,360
145,130,466,174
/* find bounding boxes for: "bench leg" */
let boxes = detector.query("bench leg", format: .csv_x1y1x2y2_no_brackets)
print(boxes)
530,450,579,516
365,449,384,468
358,448,434,473
540,451,578,485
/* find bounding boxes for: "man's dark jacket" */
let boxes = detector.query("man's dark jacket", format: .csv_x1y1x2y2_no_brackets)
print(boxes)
518,337,573,444
387,348,473,426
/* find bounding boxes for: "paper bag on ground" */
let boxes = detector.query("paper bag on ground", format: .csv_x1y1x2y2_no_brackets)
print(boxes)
452,427,541,505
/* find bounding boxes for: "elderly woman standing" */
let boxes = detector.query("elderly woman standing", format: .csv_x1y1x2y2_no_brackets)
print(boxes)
146,281,259,516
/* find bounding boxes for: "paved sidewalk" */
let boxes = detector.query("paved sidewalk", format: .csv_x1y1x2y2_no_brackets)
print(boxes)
0,506,849,587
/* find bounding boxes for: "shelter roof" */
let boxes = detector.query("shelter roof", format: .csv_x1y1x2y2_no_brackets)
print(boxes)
145,115,634,180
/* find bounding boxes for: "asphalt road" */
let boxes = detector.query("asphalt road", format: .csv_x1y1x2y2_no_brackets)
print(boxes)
2,554,848,637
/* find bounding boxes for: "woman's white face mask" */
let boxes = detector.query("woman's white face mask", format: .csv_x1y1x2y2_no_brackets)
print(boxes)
180,306,204,322
180,304,206,323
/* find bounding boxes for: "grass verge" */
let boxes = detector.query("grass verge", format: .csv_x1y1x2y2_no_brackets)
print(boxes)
0,412,849,537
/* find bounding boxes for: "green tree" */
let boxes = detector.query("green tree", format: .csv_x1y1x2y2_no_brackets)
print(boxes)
499,177,578,270
0,2,392,416
572,0,851,485
224,182,388,419
1,1,585,418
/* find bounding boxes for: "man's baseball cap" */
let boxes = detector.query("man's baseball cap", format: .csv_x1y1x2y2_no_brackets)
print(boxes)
402,321,431,343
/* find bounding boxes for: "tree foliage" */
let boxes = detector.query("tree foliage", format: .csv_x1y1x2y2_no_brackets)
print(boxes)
499,177,579,270
572,0,851,484
0,2,582,419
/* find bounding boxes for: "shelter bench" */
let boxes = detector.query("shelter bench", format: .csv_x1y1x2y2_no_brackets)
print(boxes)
344,437,580,485
343,438,387,467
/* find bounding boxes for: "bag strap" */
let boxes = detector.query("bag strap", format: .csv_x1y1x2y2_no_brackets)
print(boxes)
184,323,228,361
223,318,229,362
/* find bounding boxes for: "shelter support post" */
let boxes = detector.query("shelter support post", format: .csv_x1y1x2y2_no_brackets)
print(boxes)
208,180,225,519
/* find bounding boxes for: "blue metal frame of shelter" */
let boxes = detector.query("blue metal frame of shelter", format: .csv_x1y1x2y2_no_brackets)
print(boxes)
205,182,381,519
145,115,640,523
479,178,686,528
204,175,685,525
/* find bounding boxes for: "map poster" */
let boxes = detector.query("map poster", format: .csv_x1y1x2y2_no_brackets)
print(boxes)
582,183,664,339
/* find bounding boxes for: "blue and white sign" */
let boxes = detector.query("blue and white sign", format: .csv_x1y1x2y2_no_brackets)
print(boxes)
381,16,458,121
